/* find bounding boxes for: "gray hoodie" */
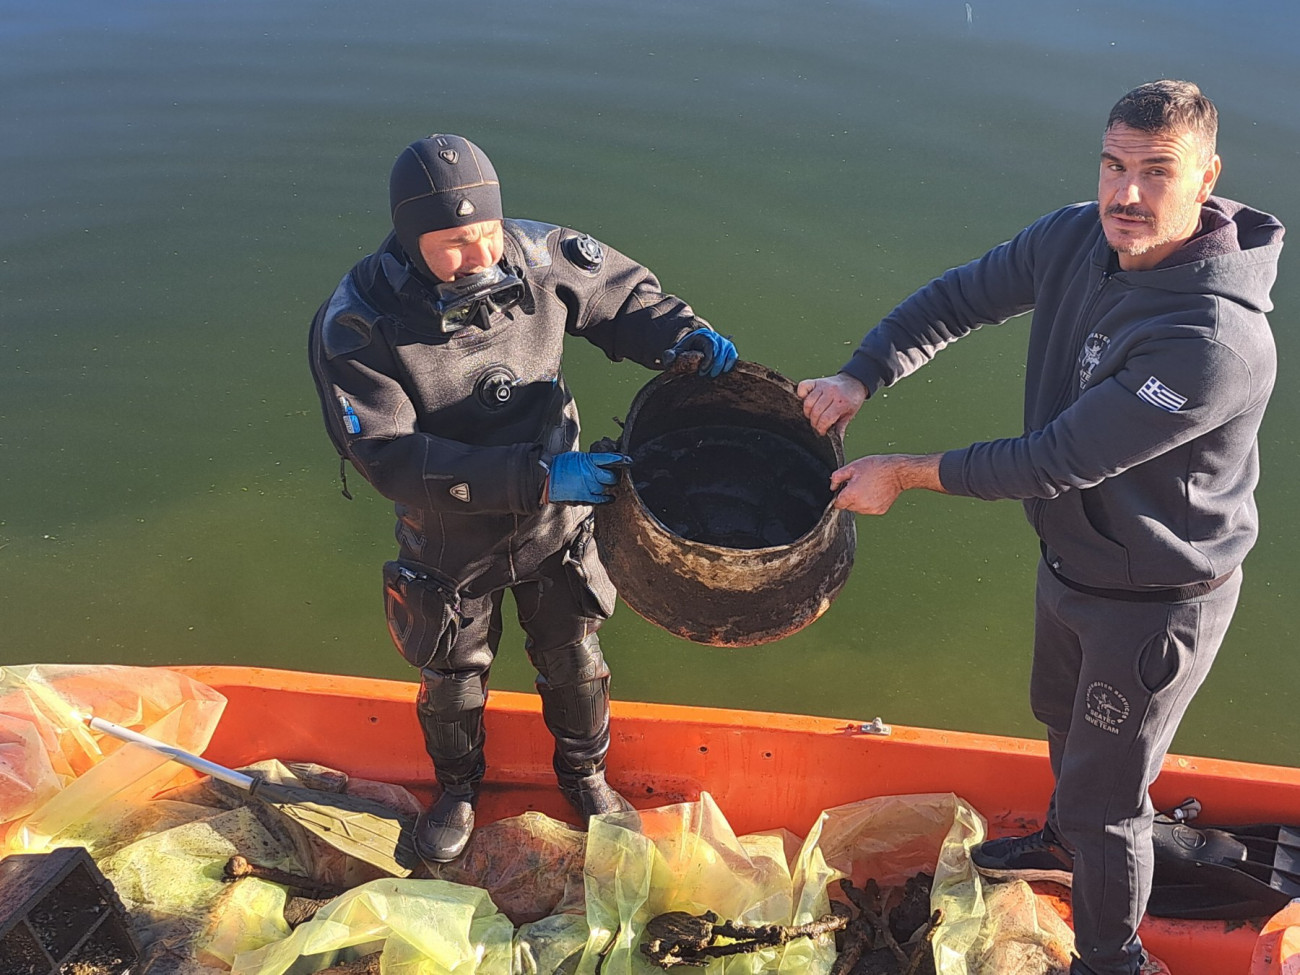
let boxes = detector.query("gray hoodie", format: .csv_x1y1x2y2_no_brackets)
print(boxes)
841,197,1284,591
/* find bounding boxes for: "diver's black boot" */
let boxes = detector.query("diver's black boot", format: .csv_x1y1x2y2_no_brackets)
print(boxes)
414,674,487,865
414,784,477,864
536,666,636,824
558,770,635,819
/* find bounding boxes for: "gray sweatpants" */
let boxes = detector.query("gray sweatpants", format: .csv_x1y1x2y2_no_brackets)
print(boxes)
1031,558,1242,975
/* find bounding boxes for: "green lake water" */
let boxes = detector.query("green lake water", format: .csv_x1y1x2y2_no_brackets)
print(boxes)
2,0,1297,765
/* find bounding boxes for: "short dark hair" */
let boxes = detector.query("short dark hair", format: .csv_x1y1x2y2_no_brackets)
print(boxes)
1107,80,1218,162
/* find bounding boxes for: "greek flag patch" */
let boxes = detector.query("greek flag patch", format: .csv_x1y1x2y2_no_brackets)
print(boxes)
1136,376,1188,412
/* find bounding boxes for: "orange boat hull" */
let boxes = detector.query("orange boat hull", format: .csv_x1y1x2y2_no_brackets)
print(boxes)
176,665,1300,975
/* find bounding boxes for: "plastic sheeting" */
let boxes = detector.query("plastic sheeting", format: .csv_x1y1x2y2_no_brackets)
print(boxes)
0,665,1079,974
0,666,423,971
101,802,295,970
575,793,819,974
0,663,225,854
230,878,516,975
425,810,589,926
229,792,1074,975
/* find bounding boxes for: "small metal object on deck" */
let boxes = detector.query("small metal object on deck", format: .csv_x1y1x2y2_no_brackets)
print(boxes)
0,846,140,975
859,717,892,736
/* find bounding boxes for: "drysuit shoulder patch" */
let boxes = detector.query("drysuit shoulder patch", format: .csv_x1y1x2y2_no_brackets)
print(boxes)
504,219,558,269
320,276,379,359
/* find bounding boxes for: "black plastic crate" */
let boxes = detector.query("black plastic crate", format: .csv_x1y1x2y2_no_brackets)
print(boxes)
0,846,139,975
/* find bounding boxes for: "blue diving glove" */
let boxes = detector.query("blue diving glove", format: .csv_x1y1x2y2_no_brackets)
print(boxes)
546,451,632,505
662,329,738,378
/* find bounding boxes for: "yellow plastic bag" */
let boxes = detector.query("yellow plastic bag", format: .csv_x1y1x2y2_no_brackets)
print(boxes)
230,878,516,974
796,792,1074,975
970,881,1074,974
0,663,225,853
89,754,429,971
427,810,589,925
98,802,299,961
576,792,830,974
795,791,984,974
515,913,590,974
201,875,294,969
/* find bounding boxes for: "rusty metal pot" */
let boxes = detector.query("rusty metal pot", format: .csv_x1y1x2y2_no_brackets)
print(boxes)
593,360,856,646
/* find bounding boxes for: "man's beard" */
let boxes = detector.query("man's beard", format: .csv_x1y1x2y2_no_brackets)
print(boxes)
1105,196,1201,258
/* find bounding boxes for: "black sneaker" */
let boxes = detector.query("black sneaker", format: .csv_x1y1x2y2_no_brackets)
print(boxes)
972,826,1074,885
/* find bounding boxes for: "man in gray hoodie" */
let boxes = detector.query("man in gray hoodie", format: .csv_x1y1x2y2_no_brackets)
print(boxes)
798,81,1284,975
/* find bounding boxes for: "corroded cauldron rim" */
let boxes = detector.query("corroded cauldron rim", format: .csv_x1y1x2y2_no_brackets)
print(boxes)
614,359,846,557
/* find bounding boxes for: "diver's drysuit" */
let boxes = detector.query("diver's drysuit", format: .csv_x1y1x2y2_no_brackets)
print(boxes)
308,218,705,812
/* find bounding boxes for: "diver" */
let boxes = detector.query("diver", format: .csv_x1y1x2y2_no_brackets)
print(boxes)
307,133,737,865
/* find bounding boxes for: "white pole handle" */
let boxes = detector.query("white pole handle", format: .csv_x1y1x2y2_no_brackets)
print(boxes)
85,714,256,792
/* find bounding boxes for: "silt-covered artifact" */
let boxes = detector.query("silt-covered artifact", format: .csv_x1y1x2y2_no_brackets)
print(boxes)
594,360,856,645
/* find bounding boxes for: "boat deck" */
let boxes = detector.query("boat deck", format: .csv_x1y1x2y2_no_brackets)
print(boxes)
177,665,1300,975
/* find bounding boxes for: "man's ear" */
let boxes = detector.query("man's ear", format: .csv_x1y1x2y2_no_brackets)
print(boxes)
1198,154,1222,203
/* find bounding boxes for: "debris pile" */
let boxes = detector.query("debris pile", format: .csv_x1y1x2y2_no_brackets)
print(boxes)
640,909,847,968
831,873,940,975
2,666,1079,974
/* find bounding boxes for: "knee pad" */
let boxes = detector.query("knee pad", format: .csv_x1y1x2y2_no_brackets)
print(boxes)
418,670,487,714
530,633,610,687
537,673,611,778
416,671,487,785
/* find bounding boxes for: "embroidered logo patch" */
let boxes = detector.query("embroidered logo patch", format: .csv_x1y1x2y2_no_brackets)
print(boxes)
1078,332,1110,390
449,482,471,503
1084,682,1130,735
1137,376,1188,412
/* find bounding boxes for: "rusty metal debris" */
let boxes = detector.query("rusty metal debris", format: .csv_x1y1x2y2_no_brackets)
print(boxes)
830,874,941,975
222,854,346,900
640,909,848,968
222,854,348,928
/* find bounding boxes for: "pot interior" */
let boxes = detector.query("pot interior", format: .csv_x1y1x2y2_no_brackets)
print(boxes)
624,371,837,550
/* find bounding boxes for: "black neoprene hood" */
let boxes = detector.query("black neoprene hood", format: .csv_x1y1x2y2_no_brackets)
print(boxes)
390,134,503,279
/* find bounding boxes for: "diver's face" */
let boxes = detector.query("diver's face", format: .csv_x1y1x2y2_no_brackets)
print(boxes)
1098,122,1220,271
419,220,505,281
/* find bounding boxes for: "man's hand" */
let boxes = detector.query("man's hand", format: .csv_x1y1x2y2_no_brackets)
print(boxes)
830,453,946,515
544,451,632,505
797,373,867,436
